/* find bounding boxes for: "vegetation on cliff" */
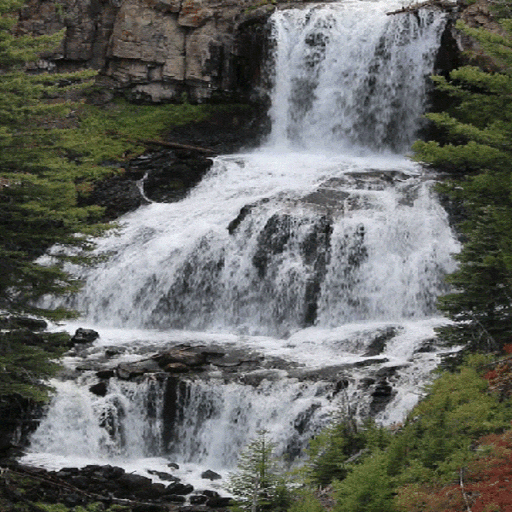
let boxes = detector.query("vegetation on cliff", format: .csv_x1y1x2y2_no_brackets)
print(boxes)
413,17,512,351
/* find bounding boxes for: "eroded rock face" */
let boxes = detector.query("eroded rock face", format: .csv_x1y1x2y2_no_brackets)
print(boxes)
456,0,509,70
16,0,285,102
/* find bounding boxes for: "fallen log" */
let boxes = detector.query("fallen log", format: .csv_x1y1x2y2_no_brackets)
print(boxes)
387,0,456,15
140,138,217,154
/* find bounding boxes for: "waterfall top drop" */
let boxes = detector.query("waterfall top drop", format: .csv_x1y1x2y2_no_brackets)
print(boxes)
267,1,447,153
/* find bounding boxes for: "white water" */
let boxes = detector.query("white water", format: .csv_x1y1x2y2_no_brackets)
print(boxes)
24,0,458,487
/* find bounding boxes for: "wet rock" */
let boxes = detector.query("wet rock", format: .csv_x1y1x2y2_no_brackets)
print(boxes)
375,365,405,378
363,326,398,357
96,369,116,379
166,494,187,503
190,494,208,504
133,505,167,512
167,462,180,470
201,469,222,480
228,198,271,235
253,213,293,278
334,379,350,392
353,357,389,367
70,475,90,488
360,378,376,388
153,348,208,368
207,496,232,507
417,338,437,353
118,473,153,488
370,379,395,415
89,381,108,397
116,359,162,380
163,362,191,374
62,493,85,507
105,346,127,357
80,172,148,221
147,469,179,482
143,155,213,203
57,467,80,477
165,482,194,495
202,490,219,498
100,465,126,479
240,369,286,386
71,328,100,344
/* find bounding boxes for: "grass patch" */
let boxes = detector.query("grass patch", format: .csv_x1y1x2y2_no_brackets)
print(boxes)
56,99,220,167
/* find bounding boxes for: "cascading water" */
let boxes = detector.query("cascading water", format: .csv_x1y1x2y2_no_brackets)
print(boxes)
24,0,459,488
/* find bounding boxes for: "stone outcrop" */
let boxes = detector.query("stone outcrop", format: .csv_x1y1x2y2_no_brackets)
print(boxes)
17,0,503,104
16,0,294,102
455,0,510,70
1,463,232,511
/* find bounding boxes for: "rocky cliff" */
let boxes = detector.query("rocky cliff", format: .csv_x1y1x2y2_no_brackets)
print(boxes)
17,0,312,102
17,0,502,104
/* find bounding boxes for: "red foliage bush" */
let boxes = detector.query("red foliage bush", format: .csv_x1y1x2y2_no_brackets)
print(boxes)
396,430,512,512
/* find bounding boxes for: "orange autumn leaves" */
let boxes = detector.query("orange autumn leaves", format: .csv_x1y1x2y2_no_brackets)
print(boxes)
396,350,512,512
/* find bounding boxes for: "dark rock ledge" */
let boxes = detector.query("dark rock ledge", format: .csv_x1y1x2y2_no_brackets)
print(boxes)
0,462,232,512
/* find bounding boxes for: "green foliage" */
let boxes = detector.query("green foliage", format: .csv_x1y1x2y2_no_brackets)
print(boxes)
308,357,512,512
333,450,395,512
306,419,365,487
287,490,324,512
226,430,291,512
305,418,389,487
413,18,512,350
66,99,217,164
0,0,111,318
391,359,511,484
0,329,69,402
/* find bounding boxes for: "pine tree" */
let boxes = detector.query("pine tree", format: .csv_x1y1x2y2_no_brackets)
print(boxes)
0,0,107,318
0,0,111,404
226,430,290,512
413,18,512,350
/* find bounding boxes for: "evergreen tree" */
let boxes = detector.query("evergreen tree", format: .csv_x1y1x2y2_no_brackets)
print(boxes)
413,18,512,350
0,0,111,404
0,0,107,318
226,430,290,512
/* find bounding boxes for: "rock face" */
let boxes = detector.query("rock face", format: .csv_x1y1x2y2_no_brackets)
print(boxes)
17,0,497,104
16,0,289,102
455,0,509,70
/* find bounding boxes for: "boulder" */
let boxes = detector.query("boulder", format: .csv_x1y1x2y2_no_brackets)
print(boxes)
153,348,207,368
207,496,232,507
117,472,153,490
147,469,179,482
116,359,162,380
96,369,115,379
201,469,222,480
190,494,208,504
89,381,108,397
71,328,99,344
165,482,194,495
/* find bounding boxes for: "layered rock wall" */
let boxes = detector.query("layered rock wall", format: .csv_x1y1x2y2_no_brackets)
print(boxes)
17,0,295,102
17,0,498,103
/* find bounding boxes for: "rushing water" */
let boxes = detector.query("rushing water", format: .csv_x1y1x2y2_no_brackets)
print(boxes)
24,0,458,488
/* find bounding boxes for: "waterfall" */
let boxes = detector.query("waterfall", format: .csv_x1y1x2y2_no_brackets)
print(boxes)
268,2,447,152
25,0,458,481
